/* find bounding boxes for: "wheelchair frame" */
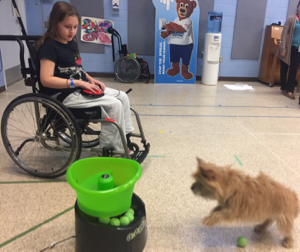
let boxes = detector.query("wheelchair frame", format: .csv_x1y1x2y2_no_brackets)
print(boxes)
108,27,150,83
0,1,150,178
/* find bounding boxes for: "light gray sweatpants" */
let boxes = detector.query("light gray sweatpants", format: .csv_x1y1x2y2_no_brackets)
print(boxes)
61,87,134,152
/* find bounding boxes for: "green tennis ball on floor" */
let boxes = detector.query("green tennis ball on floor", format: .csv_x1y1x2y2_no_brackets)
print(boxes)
98,216,110,224
110,218,120,226
237,236,248,247
125,212,134,222
126,208,135,215
120,216,130,226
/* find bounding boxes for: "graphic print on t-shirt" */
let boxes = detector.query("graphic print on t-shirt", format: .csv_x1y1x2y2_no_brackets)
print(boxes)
58,66,86,80
172,32,184,39
75,55,82,65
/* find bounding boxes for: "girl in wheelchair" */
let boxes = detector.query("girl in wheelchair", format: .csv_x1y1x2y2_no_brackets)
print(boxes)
36,1,133,154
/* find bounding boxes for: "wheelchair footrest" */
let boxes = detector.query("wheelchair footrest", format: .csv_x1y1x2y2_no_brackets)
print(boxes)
131,143,150,164
91,143,149,163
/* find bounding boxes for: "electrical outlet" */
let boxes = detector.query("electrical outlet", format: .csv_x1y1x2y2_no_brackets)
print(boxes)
113,0,119,9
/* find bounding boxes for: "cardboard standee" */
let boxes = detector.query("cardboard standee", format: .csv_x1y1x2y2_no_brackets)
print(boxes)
152,0,200,84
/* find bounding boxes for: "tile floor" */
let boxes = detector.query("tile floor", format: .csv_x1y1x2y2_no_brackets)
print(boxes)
0,78,300,252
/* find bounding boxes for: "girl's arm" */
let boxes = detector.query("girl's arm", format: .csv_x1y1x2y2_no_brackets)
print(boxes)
279,16,293,55
40,59,102,92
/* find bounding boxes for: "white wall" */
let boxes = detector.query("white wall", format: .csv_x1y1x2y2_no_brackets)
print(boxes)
0,0,29,89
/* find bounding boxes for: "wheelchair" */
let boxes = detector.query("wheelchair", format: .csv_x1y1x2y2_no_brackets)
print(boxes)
0,35,150,179
107,27,150,84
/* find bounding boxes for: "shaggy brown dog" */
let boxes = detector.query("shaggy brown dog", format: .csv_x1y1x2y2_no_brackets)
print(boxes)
191,157,299,248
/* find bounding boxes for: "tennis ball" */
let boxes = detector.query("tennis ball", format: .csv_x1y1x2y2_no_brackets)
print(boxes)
98,216,110,224
125,212,134,222
110,218,120,226
237,236,248,247
126,208,135,215
120,216,130,226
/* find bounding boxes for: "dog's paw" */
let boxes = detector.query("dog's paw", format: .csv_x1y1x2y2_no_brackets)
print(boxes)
254,224,264,233
254,219,273,233
202,216,215,227
282,237,294,248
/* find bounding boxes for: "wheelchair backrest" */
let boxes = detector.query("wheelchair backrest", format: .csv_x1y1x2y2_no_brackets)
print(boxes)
26,39,48,94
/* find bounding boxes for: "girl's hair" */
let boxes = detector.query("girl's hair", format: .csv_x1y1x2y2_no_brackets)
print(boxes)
35,1,80,51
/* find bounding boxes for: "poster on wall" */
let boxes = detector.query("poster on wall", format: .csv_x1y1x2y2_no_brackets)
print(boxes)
81,16,114,45
152,0,199,84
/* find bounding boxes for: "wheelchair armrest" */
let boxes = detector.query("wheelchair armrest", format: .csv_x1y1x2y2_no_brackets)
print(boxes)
25,77,38,87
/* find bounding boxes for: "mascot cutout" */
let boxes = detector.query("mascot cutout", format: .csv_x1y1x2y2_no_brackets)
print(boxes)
160,0,197,80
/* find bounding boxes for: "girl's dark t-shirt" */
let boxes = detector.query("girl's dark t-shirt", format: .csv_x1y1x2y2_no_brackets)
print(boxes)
39,39,87,95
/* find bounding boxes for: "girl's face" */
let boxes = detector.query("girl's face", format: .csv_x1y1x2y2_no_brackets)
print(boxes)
55,16,79,44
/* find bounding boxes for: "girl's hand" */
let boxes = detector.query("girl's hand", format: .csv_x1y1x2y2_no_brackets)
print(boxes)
78,80,102,93
90,79,106,91
281,51,286,57
85,73,106,91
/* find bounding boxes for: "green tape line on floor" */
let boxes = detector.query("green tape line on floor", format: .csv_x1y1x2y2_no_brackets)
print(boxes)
234,155,243,166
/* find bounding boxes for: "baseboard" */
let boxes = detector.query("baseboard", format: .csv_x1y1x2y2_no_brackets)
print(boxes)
196,76,259,82
0,85,6,93
88,72,155,80
218,77,259,82
89,73,259,83
5,64,22,85
88,72,115,78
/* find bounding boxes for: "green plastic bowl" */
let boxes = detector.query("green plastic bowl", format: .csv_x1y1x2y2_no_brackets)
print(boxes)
66,157,142,218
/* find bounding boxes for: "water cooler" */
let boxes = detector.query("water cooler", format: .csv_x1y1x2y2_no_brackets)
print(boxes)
201,11,223,85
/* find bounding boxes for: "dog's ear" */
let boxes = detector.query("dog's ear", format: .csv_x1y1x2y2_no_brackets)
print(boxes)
196,157,203,165
201,168,216,181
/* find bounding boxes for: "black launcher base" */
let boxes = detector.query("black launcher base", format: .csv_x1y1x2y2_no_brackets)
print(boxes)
75,193,147,252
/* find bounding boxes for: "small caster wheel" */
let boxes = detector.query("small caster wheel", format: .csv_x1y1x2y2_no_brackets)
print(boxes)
269,83,274,87
128,142,139,155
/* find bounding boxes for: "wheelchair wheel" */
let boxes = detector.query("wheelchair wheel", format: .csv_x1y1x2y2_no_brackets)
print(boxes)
1,93,82,178
80,123,100,147
115,56,141,83
58,122,100,148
